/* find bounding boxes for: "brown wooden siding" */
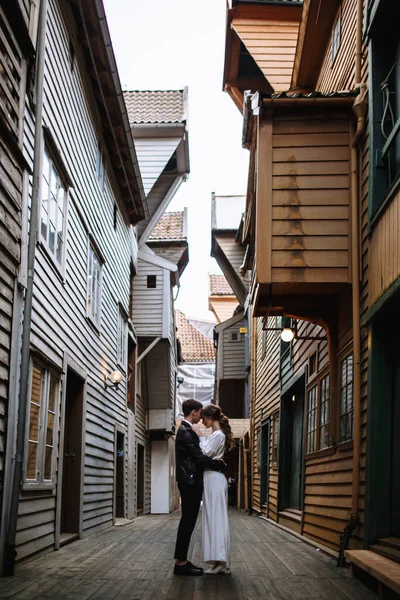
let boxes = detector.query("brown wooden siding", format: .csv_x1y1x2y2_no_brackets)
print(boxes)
232,17,300,92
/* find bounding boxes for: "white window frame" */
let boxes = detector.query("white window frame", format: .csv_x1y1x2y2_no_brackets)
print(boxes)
86,240,103,327
332,10,341,62
230,332,241,342
96,143,105,191
117,307,128,371
40,148,68,270
24,358,60,489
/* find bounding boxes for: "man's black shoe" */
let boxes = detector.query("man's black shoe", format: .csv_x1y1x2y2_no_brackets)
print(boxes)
174,562,204,576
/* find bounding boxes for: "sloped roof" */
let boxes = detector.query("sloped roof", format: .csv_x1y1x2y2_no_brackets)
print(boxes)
176,310,216,363
209,274,234,296
124,90,186,124
149,211,185,241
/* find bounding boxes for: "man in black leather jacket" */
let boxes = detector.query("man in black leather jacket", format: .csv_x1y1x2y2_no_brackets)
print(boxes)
174,399,225,576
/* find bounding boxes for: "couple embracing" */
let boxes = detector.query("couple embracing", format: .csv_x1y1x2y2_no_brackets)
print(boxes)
174,399,233,576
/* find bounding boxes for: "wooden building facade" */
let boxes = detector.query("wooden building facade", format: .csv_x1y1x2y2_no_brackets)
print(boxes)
0,0,148,571
223,0,400,591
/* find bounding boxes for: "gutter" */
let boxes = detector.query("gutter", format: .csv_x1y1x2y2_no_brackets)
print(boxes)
84,0,148,221
3,0,47,576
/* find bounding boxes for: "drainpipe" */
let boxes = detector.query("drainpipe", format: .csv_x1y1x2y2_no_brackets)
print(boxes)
3,0,47,576
338,0,367,567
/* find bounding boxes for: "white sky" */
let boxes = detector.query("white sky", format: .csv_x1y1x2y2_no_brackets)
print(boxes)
104,0,249,320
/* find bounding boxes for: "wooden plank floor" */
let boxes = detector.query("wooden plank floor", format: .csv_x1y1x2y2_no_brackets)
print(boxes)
0,509,378,599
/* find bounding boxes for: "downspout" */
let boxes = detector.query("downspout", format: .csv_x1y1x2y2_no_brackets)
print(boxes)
338,0,367,567
3,0,47,576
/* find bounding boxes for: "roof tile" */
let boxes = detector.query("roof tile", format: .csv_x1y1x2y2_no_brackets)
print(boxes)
176,310,215,363
209,274,234,296
149,211,185,241
124,90,185,124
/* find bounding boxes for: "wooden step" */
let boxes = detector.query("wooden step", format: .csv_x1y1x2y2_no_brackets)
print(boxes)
371,543,400,565
279,509,301,523
345,549,400,595
378,538,400,552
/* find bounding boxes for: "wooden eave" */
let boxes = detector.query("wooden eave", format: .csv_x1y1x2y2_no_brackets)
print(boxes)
69,0,147,225
291,0,341,91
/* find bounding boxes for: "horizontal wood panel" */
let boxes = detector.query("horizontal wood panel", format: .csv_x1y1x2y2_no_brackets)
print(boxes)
272,236,348,250
273,161,349,176
271,267,349,283
273,146,349,163
272,175,349,190
271,251,348,268
272,189,349,206
273,133,349,148
272,220,348,236
272,206,348,220
273,120,349,135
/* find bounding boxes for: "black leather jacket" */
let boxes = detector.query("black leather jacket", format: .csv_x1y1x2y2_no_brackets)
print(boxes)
175,421,224,487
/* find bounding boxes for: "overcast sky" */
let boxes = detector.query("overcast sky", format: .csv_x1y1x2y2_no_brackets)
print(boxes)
104,0,249,320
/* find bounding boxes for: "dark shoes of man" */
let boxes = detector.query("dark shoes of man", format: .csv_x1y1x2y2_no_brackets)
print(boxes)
174,561,204,576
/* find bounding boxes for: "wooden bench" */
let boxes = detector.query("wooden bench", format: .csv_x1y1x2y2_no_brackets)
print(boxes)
345,550,400,597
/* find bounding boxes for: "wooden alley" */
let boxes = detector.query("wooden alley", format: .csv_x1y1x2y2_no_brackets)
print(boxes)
0,509,379,600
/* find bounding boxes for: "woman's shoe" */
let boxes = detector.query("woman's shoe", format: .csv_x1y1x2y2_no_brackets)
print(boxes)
205,563,225,575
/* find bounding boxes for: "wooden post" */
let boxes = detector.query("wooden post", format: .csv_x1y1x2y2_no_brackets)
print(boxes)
256,113,273,285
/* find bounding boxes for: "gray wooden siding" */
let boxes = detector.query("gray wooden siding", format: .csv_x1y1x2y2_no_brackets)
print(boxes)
134,138,180,196
16,0,135,558
137,173,176,238
136,355,151,515
131,261,164,337
0,135,23,521
222,320,246,379
145,341,171,410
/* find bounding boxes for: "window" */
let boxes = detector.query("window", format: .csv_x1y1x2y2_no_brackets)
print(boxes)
40,149,67,266
231,332,240,342
369,2,400,216
272,413,280,465
87,243,102,325
117,308,127,369
26,361,59,484
147,275,157,289
96,143,105,190
306,386,318,454
332,11,341,62
340,355,354,442
319,375,331,449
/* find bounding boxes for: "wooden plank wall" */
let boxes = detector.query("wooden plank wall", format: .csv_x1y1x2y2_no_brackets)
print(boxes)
136,352,151,515
252,317,281,517
215,234,246,280
270,109,351,284
16,0,135,559
0,136,22,520
136,173,176,239
209,297,238,324
316,0,358,93
222,318,247,379
131,261,164,337
232,16,299,92
133,138,180,196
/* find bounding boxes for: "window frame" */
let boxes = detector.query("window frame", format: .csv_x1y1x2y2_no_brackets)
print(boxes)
331,9,341,63
23,357,60,489
86,239,103,329
117,306,128,371
339,354,354,444
96,142,105,191
305,370,333,458
39,147,69,273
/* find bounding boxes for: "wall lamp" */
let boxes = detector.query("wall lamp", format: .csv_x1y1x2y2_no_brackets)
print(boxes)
104,370,123,390
177,376,184,389
262,317,326,342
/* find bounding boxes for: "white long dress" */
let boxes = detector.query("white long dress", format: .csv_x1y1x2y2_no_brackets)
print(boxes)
199,431,231,569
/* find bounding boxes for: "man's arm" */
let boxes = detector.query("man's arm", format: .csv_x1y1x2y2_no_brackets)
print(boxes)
177,429,225,471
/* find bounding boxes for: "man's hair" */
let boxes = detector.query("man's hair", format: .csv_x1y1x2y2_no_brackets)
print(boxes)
182,399,203,417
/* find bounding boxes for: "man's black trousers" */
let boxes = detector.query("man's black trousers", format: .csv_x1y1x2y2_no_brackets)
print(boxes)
174,481,203,561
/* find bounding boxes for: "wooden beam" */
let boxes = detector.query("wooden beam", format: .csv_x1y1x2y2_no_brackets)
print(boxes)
256,113,273,284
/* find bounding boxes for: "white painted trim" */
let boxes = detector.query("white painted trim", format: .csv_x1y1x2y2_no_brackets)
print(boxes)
138,175,184,248
162,269,170,339
139,246,178,272
215,310,245,333
136,337,161,364
55,353,88,549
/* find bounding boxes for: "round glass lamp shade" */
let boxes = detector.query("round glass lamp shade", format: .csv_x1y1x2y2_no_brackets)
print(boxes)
109,370,123,384
281,328,295,343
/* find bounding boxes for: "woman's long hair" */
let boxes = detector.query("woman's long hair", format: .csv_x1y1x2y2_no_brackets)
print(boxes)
201,404,234,452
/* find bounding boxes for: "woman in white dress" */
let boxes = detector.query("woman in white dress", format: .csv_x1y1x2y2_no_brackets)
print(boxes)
198,404,233,575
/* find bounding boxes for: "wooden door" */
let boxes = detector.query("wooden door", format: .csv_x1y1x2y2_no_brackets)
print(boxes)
289,395,304,510
115,431,125,519
137,443,144,514
61,369,84,535
260,420,270,507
